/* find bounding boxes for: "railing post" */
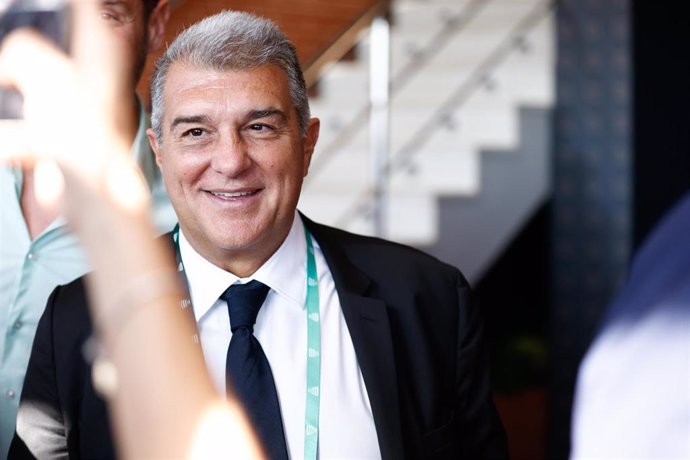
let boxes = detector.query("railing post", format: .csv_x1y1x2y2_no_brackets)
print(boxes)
369,14,390,238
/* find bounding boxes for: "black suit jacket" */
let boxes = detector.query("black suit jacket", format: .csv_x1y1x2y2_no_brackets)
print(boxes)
10,217,508,459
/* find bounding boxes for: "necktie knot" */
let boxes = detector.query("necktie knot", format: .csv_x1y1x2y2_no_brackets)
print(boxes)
220,280,270,332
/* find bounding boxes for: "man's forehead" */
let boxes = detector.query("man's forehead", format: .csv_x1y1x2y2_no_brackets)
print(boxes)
165,62,289,91
161,64,295,122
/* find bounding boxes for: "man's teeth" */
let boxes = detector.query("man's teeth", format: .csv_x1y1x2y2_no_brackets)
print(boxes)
211,191,254,198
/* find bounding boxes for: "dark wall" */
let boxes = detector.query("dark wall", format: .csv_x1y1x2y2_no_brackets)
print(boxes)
549,1,633,458
476,203,550,395
632,0,690,248
475,204,550,460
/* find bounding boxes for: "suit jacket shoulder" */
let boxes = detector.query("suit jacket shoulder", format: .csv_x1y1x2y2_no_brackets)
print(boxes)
304,215,469,292
302,215,508,459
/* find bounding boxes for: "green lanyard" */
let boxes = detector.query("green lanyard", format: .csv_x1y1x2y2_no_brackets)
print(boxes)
303,222,321,460
173,224,321,460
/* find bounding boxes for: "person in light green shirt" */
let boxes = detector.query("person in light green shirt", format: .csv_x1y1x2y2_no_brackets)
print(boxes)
0,1,173,457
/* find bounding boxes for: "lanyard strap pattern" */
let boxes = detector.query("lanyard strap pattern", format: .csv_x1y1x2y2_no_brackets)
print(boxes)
303,224,321,460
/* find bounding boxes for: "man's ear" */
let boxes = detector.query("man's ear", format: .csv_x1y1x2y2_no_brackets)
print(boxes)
302,117,320,177
146,0,170,53
147,128,163,167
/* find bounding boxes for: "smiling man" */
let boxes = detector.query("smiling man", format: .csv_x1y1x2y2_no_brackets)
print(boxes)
10,11,508,459
0,1,171,457
151,62,319,278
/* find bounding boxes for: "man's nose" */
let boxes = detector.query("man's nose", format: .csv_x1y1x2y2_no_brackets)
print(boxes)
211,132,252,176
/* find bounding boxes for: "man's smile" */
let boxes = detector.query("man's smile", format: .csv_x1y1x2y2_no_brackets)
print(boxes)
208,189,261,199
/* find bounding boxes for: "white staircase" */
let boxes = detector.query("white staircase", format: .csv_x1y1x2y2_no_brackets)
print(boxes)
299,0,555,282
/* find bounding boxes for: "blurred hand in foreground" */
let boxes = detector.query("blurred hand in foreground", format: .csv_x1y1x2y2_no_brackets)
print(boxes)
0,0,147,216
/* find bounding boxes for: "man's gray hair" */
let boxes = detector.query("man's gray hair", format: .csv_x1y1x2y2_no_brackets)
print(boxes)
150,10,310,142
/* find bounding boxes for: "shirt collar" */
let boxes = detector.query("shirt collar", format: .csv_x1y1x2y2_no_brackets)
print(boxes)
10,166,22,198
179,212,307,323
7,166,70,232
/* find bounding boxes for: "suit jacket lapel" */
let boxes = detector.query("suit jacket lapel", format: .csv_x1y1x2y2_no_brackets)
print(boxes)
303,216,404,460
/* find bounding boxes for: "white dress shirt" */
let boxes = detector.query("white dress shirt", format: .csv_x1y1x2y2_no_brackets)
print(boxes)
179,213,381,459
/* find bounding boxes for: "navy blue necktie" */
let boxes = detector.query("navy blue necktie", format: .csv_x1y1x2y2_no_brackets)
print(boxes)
221,280,288,460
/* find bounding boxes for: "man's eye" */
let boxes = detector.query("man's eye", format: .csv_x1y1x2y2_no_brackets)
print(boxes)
99,8,134,24
184,128,205,137
249,124,270,131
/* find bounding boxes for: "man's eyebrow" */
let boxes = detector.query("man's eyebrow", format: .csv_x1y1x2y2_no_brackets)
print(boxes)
170,115,212,131
247,109,287,122
100,0,133,15
101,0,127,7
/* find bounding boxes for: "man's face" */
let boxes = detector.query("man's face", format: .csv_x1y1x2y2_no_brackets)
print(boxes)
148,63,320,274
98,0,168,88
